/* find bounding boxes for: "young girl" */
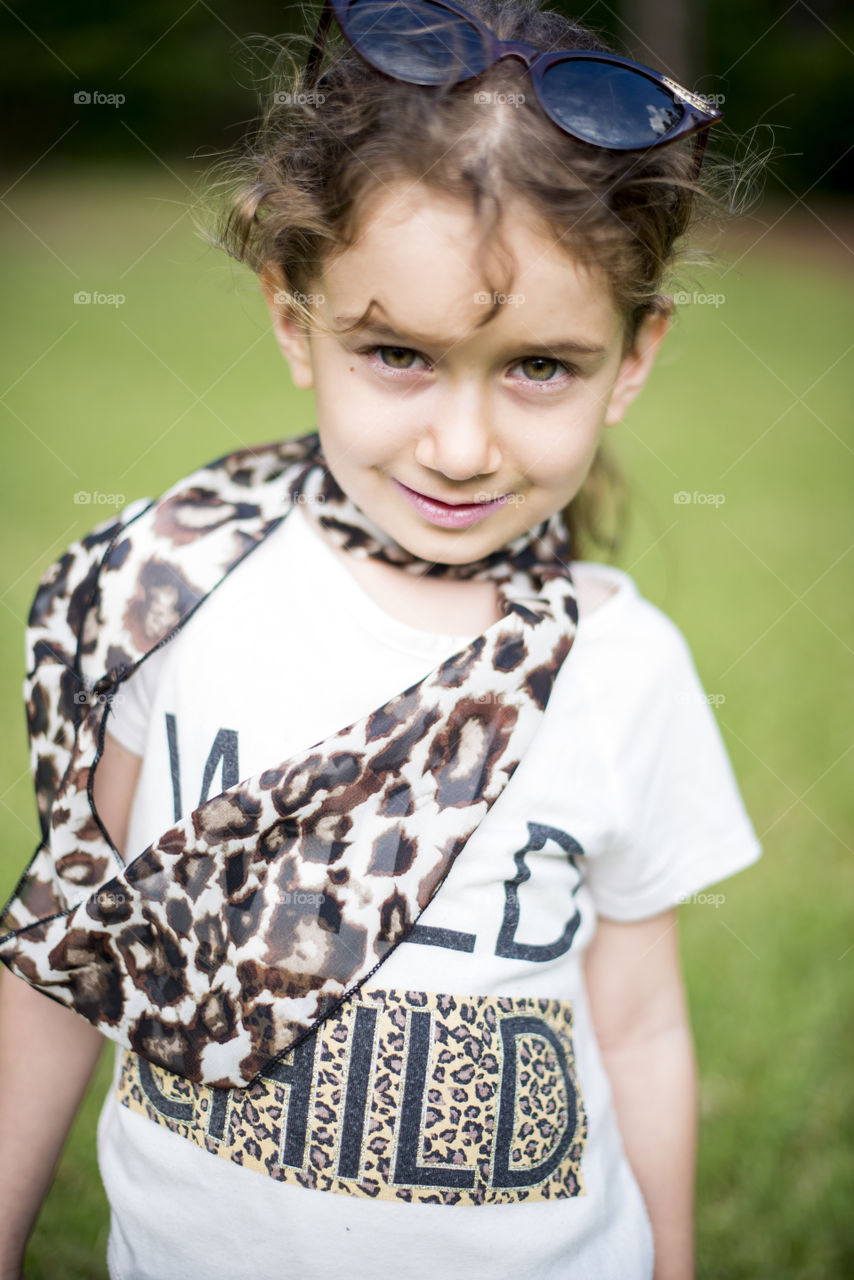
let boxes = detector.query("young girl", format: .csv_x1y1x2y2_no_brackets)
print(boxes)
0,2,761,1277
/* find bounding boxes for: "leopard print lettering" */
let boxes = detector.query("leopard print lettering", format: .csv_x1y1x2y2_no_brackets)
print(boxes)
115,987,588,1205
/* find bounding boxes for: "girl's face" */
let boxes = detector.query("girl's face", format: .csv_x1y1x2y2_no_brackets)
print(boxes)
265,181,668,564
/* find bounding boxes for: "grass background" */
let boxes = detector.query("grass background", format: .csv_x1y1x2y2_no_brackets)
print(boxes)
1,166,852,1278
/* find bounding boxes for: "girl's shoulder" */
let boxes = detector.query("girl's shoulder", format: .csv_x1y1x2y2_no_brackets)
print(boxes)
566,559,703,698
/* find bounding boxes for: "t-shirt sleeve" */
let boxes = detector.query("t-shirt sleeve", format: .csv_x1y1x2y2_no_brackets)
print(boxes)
584,606,762,922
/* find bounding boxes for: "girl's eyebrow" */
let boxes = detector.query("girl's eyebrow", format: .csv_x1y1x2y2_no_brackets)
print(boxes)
332,313,608,359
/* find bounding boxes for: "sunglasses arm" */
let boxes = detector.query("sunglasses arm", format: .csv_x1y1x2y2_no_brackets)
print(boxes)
690,128,711,181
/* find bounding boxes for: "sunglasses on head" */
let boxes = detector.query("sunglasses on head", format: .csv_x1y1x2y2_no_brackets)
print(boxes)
303,0,722,176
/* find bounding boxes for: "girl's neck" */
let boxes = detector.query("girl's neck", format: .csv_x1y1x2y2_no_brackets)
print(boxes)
301,504,502,636
301,504,616,635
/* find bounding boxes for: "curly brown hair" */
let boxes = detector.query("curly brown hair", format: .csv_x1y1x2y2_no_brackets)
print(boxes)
202,0,724,561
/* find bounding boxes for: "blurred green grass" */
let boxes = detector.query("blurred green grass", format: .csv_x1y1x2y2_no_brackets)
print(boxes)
1,166,852,1279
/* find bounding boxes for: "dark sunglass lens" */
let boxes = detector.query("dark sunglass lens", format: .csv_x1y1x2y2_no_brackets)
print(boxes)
541,60,683,148
344,0,490,84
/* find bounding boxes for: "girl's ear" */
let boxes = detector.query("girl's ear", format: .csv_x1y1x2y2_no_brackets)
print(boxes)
604,305,671,427
260,269,314,390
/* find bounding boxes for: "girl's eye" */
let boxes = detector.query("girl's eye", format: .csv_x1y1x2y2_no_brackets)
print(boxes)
367,345,428,372
511,356,573,385
359,345,574,386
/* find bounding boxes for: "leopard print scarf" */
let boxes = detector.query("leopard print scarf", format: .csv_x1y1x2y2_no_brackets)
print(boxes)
0,432,578,1088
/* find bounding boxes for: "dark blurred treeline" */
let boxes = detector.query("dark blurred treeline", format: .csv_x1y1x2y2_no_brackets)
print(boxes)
0,0,851,194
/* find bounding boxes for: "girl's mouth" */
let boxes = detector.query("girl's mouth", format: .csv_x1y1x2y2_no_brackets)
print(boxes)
391,478,511,529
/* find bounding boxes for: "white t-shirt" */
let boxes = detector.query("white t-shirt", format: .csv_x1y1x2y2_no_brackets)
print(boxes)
98,502,761,1280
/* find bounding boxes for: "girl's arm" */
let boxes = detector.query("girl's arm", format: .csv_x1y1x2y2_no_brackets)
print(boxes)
584,908,697,1280
0,972,106,1278
0,732,141,1278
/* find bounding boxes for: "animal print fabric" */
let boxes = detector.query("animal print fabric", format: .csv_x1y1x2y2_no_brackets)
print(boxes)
114,987,588,1205
0,432,579,1089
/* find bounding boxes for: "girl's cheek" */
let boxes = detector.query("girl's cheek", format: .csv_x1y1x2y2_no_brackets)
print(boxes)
529,434,602,493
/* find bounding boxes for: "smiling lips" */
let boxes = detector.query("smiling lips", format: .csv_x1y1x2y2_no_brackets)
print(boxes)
392,477,511,529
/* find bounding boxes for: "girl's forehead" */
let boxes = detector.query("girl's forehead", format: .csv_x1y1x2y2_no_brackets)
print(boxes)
319,183,622,348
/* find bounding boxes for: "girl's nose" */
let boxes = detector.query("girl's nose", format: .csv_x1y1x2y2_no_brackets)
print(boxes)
413,384,502,481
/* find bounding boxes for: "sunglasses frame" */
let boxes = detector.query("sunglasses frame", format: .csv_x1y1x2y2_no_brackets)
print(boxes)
303,0,721,174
